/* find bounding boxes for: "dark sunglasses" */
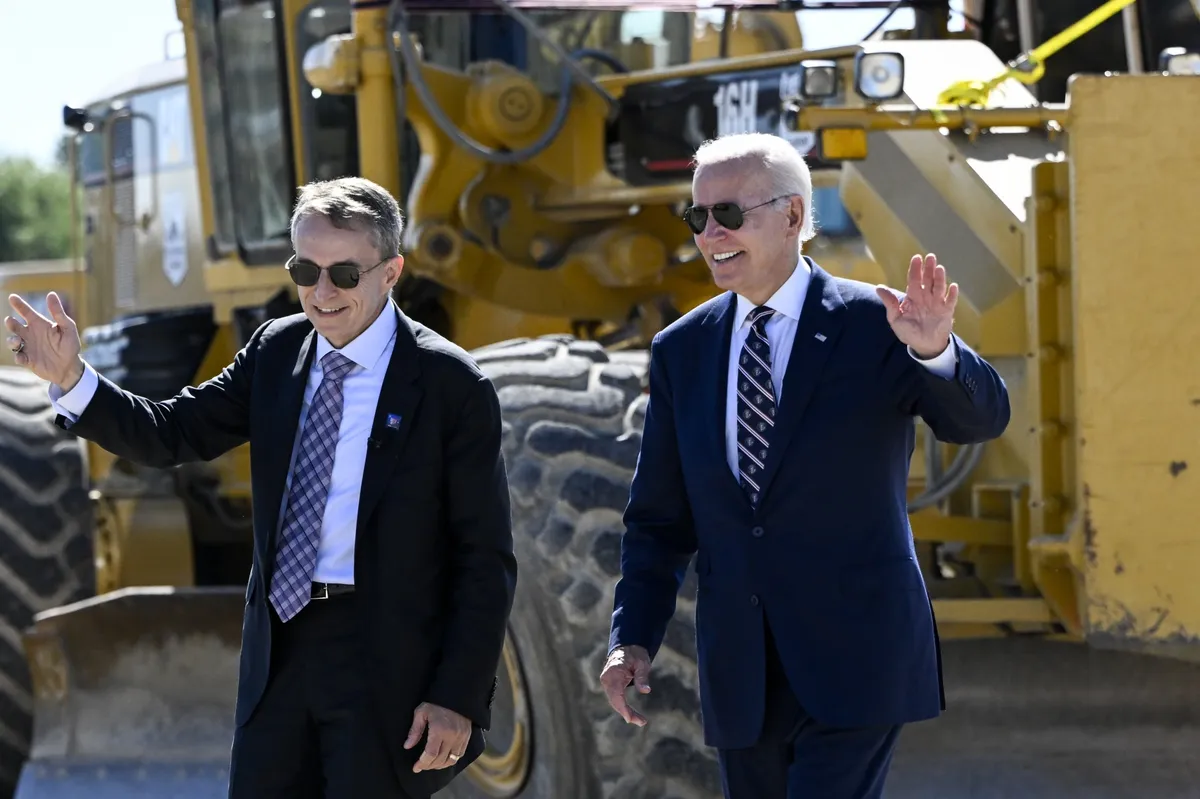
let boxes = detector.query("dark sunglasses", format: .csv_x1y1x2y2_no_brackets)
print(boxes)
682,195,791,235
285,254,392,290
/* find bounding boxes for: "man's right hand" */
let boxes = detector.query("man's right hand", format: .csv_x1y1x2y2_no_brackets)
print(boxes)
5,292,84,391
599,644,652,726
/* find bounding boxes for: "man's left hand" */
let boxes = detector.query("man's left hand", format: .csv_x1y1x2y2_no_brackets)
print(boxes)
876,253,958,359
405,702,472,772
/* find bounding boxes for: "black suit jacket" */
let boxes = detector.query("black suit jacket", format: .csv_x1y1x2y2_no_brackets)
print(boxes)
56,304,518,795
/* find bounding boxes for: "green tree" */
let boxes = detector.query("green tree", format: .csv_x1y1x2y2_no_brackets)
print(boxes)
0,157,73,262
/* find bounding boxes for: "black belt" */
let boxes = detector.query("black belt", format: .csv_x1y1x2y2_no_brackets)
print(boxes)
311,582,355,600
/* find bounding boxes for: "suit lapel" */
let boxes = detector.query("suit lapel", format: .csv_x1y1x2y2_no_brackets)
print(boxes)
698,292,747,504
261,328,318,572
355,308,424,533
755,265,846,501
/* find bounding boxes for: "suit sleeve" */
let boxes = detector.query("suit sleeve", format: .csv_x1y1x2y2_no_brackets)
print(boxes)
54,321,266,468
608,334,697,661
891,332,1011,444
425,374,517,730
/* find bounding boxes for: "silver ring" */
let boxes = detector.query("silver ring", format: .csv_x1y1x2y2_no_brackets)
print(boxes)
10,340,23,355
449,753,459,761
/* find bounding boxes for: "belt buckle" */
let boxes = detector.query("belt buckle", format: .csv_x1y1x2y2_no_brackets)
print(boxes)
312,583,330,600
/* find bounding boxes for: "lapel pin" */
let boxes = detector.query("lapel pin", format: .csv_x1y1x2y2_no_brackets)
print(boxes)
814,333,827,342
386,413,402,430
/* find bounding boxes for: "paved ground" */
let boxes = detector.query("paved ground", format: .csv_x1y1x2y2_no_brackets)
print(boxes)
885,637,1200,798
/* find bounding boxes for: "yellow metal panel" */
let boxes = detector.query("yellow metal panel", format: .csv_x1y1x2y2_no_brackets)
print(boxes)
127,165,211,313
977,284,1027,357
349,1,402,199
690,10,805,61
804,238,887,286
192,323,252,497
444,294,572,353
1068,75,1200,650
175,0,218,253
96,496,195,592
910,510,1011,547
838,166,985,349
0,262,87,337
282,0,315,191
817,128,867,161
933,598,1054,625
885,129,1032,286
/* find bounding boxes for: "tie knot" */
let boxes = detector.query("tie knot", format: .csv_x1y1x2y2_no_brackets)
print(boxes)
748,305,775,330
320,351,356,383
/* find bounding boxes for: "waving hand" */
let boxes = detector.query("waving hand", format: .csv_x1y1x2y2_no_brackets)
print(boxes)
5,292,85,390
875,254,958,359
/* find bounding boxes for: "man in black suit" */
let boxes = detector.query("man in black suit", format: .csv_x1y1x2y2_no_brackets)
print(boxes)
5,176,518,799
599,133,1010,798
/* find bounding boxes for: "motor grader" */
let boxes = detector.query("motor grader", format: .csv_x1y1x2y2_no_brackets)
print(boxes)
6,0,1200,797
0,3,861,797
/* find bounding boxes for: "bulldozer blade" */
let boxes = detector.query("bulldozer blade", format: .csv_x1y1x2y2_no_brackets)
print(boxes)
886,636,1200,798
15,586,243,799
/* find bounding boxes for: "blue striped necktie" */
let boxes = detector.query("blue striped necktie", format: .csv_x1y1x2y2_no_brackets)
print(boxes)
735,306,776,506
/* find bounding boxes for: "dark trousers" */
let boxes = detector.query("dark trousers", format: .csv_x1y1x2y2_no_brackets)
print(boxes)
227,592,418,799
717,617,903,799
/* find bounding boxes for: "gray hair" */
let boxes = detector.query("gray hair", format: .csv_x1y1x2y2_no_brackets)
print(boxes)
693,133,816,242
290,176,405,260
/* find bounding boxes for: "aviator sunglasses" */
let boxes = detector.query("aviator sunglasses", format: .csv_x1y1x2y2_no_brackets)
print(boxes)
285,254,392,290
682,195,792,235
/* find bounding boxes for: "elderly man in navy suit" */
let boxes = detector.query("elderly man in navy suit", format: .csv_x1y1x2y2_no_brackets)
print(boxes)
599,132,1010,799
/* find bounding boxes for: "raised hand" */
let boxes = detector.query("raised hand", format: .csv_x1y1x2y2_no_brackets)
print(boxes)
599,644,652,726
875,253,958,359
4,292,84,390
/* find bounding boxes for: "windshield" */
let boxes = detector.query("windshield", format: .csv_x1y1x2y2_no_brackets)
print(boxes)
78,108,131,189
194,0,294,264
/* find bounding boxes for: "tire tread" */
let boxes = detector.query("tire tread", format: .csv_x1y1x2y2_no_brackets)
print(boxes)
0,367,94,798
478,337,721,799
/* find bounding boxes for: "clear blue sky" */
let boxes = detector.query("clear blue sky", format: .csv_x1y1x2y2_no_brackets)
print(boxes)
0,0,182,166
0,1,961,169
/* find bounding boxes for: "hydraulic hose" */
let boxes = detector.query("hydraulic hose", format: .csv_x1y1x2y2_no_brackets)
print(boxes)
908,421,985,511
386,0,611,165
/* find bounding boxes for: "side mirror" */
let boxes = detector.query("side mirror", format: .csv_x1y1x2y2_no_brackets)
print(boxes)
62,105,91,132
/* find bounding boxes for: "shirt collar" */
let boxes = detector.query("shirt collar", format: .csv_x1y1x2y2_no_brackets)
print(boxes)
734,257,812,329
315,298,399,373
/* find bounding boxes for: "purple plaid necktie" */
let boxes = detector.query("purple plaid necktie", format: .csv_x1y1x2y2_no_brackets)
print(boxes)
269,350,357,622
736,305,776,507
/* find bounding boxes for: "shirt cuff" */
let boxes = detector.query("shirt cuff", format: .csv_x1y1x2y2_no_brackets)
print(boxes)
48,363,99,423
908,338,957,380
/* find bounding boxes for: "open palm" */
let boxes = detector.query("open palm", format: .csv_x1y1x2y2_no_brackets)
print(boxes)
5,292,84,390
875,254,958,358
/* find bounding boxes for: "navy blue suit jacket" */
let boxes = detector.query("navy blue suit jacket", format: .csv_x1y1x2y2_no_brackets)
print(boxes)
607,262,1010,750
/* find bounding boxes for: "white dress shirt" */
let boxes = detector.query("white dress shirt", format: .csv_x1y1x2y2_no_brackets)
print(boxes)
50,301,400,585
724,261,957,477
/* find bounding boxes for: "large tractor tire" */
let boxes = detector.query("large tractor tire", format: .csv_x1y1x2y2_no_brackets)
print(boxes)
0,367,94,797
448,335,721,799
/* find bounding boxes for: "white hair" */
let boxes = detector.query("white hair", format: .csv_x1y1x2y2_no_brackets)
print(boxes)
692,132,816,242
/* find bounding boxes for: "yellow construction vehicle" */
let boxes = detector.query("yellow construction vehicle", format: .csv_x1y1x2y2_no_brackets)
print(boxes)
1,3,857,798
0,52,218,795
9,0,1200,797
